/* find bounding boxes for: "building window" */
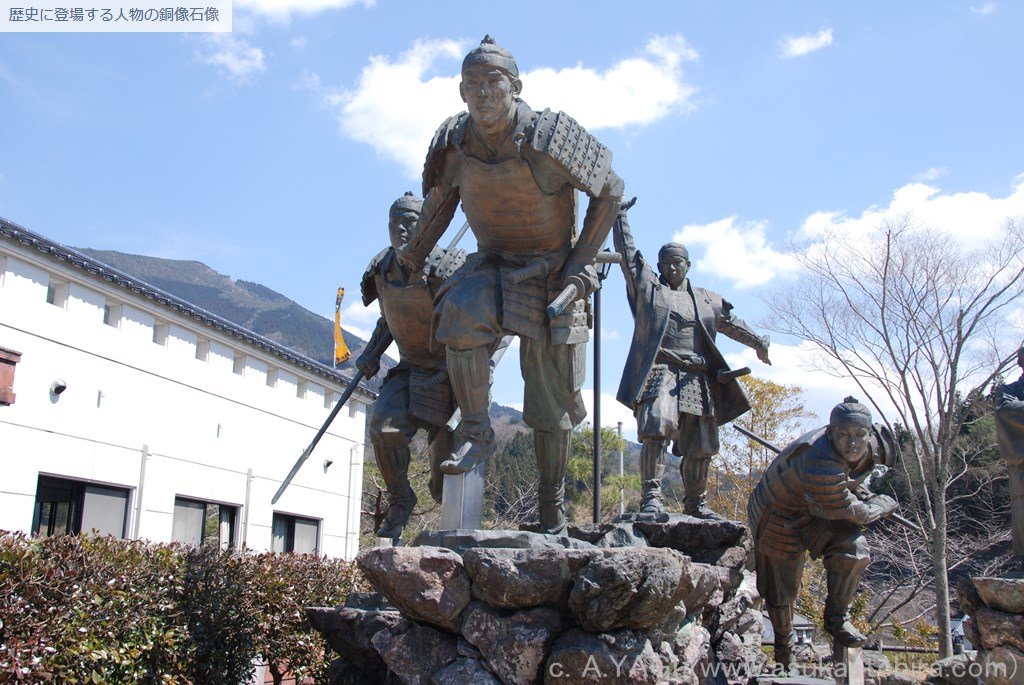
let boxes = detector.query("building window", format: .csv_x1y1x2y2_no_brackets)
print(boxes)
46,279,68,308
271,513,319,554
32,475,129,538
172,498,237,549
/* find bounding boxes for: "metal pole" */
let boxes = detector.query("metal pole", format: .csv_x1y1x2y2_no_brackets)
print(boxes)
593,286,602,525
133,444,149,540
617,422,624,516
242,468,253,549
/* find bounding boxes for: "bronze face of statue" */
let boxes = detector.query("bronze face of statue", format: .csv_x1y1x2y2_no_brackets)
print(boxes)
612,206,771,519
995,345,1024,559
748,397,899,667
356,192,466,539
397,36,624,534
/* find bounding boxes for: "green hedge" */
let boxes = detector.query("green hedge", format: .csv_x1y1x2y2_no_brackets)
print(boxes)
0,532,363,685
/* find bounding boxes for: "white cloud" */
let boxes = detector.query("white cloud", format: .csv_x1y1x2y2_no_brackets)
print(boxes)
779,28,834,58
798,174,1024,249
320,38,466,177
752,174,1024,426
290,37,307,52
580,391,639,441
319,35,699,178
674,216,800,289
724,341,898,430
913,166,948,182
196,34,266,82
970,2,997,15
522,35,699,130
234,0,369,20
340,300,379,341
657,174,1024,297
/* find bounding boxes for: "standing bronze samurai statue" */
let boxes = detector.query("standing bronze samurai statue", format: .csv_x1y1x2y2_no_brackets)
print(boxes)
397,36,624,534
612,203,771,518
358,192,465,539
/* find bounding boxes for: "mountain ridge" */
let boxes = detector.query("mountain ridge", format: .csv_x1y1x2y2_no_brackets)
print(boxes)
77,248,392,389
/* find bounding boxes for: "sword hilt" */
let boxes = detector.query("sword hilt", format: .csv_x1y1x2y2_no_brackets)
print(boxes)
508,257,549,285
717,366,751,384
546,280,583,319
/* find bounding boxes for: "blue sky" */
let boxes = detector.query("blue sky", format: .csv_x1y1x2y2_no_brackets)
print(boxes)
2,0,1023,436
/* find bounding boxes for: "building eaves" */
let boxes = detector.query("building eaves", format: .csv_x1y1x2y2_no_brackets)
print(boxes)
0,216,376,400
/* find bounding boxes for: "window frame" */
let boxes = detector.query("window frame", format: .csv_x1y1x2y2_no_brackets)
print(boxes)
32,475,129,539
171,496,238,550
271,512,320,554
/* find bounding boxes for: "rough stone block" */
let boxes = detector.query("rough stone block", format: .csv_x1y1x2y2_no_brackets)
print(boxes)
933,653,981,685
633,516,750,566
371,622,458,685
974,577,1024,615
463,548,573,609
461,602,563,685
544,629,665,684
430,658,502,685
973,605,1024,652
976,645,1024,685
357,546,471,632
568,547,691,632
306,606,405,680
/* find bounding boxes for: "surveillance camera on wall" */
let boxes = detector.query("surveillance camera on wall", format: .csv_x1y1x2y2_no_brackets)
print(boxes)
50,379,67,395
323,459,334,471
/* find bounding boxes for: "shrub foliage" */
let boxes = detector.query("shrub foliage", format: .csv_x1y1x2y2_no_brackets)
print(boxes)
0,532,360,684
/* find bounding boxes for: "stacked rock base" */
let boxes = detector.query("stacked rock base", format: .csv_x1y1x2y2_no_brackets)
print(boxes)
954,576,1024,685
308,517,766,685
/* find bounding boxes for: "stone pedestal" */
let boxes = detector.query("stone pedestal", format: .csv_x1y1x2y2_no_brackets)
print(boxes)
954,576,1024,685
308,517,766,685
833,646,864,685
440,462,487,530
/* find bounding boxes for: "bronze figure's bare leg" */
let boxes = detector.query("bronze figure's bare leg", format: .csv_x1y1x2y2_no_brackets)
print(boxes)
679,414,724,519
374,444,416,539
822,532,871,648
639,439,667,514
368,371,420,539
756,548,804,669
442,346,496,474
535,429,571,534
425,425,450,504
767,603,796,669
681,455,724,520
521,335,584,534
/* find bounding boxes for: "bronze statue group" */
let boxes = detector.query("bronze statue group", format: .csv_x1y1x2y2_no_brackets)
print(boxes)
352,36,1002,669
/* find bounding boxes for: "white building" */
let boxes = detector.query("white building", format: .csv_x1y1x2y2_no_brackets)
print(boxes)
0,217,372,559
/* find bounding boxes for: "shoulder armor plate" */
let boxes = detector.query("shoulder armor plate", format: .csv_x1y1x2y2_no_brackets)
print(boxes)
425,246,467,281
529,108,613,197
361,247,392,307
423,112,469,196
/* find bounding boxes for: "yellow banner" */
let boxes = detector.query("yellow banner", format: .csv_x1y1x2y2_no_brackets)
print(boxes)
334,287,351,366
